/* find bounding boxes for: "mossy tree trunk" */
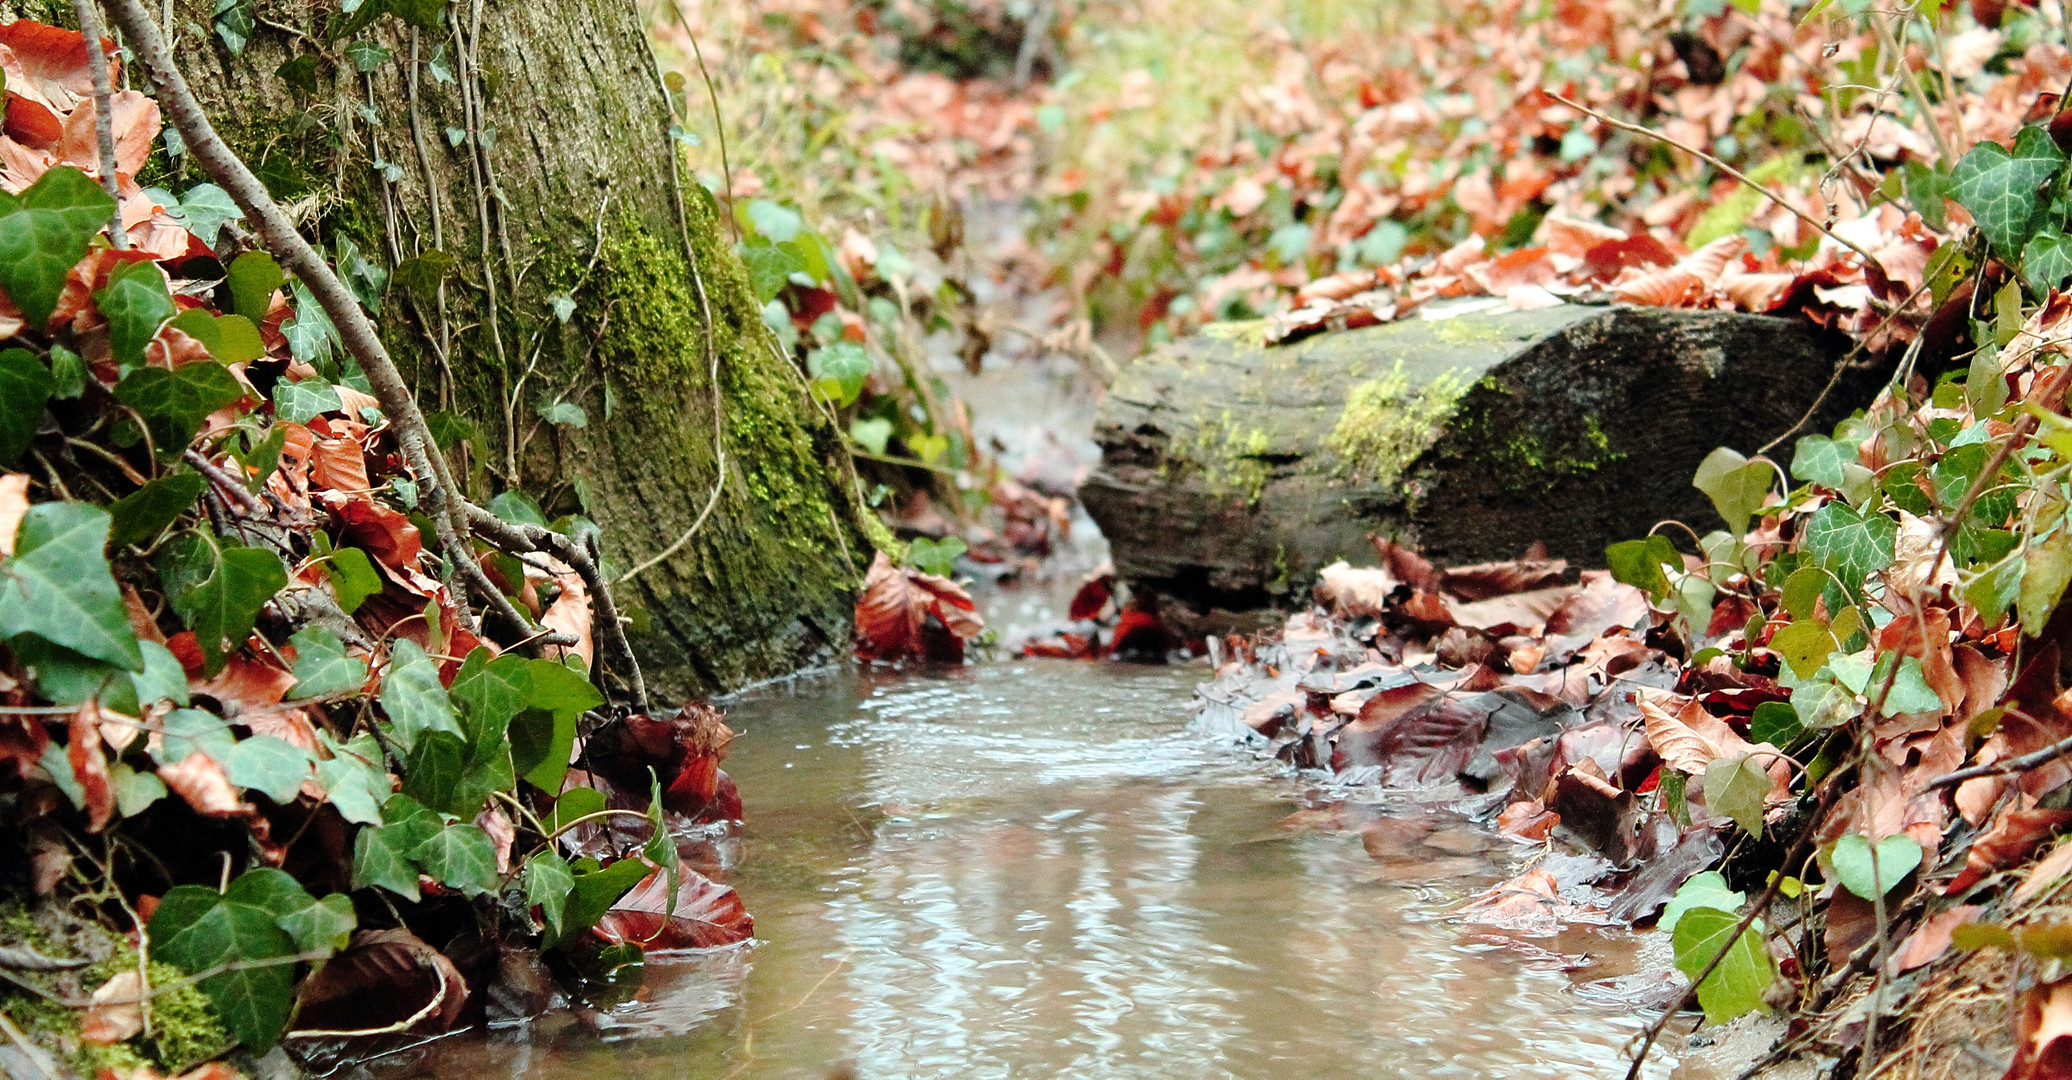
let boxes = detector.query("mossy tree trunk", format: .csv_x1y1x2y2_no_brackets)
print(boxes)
143,0,865,698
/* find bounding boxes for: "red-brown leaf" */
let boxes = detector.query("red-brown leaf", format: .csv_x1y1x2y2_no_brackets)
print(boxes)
590,868,753,951
854,551,985,661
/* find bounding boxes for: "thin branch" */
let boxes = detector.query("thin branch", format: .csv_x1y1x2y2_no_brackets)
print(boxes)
73,0,126,250
1548,93,1884,269
464,503,647,712
1927,727,2072,790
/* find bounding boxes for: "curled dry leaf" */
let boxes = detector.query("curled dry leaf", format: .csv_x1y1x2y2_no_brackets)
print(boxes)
154,751,247,818
1316,559,1400,618
0,471,27,556
590,867,754,951
1637,694,1723,775
853,551,985,662
292,928,467,1036
68,704,113,832
539,559,593,670
2007,978,2072,1080
1949,807,2072,893
80,969,144,1044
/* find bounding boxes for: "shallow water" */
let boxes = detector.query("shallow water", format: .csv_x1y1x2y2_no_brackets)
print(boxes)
370,654,1680,1080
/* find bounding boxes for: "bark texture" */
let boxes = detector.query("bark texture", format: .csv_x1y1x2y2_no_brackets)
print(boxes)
130,0,865,698
1081,303,1874,627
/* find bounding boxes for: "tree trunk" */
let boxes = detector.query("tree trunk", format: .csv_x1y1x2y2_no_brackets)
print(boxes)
1081,303,1877,632
125,0,866,698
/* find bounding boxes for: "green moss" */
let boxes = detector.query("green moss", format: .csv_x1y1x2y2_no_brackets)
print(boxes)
1199,319,1271,349
1183,409,1273,502
0,904,230,1076
1328,362,1473,486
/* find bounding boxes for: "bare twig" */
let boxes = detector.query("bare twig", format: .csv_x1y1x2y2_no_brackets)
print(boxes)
103,0,556,650
1549,93,1884,269
668,0,737,243
463,503,648,713
73,0,127,250
1927,726,2072,790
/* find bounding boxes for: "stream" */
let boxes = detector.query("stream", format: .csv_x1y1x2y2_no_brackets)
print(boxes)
367,645,1682,1079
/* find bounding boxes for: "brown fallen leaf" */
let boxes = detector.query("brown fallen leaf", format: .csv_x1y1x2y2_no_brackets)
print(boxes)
1636,693,1723,775
0,471,27,556
1887,905,1981,976
1315,560,1400,618
854,550,985,662
68,704,112,832
2007,978,2072,1080
2018,842,2072,906
80,969,144,1044
292,928,466,1036
1949,807,2072,894
591,867,754,951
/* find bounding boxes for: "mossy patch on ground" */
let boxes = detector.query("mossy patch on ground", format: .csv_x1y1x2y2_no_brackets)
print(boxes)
1328,361,1474,487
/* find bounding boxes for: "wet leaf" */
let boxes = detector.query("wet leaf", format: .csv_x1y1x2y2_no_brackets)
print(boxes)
591,868,753,951
290,928,466,1036
408,820,498,896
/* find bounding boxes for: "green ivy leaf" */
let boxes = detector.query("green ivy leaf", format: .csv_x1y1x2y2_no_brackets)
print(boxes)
148,876,302,1049
282,283,340,368
1802,500,1896,593
0,166,117,326
113,363,245,454
97,261,177,372
350,822,421,901
2027,229,2072,295
224,735,314,803
175,183,241,248
324,546,383,615
1875,652,1944,716
47,344,84,400
224,867,353,958
512,659,602,792
167,308,266,364
287,626,366,699
850,417,893,456
543,787,605,836
387,0,447,30
380,640,459,751
1970,551,2025,625
1789,434,1853,489
0,347,54,463
1830,832,1923,900
409,821,499,896
1605,535,1681,601
1703,755,1770,837
1660,871,1743,934
0,503,143,671
905,536,967,577
109,761,167,817
1952,126,2067,256
272,376,341,424
400,730,470,814
344,39,391,72
450,648,530,734
1692,447,1772,534
224,251,284,321
740,242,805,303
807,342,870,407
313,733,387,826
211,0,254,53
109,470,206,549
524,851,576,943
1769,619,1838,680
151,708,237,765
1749,701,1804,747
157,535,288,676
535,400,587,428
1672,906,1775,1024
564,857,652,939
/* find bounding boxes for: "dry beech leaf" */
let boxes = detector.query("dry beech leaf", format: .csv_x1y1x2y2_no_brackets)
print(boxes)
854,551,984,662
0,471,28,557
1637,694,1723,774
80,969,144,1044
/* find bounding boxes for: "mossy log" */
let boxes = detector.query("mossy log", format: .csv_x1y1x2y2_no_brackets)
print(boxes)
129,0,867,697
1080,302,1875,625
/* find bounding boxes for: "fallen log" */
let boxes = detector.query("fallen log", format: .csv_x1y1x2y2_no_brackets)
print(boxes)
1080,301,1877,628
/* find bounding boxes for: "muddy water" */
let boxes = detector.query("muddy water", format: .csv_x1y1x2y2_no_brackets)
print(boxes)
374,656,1680,1080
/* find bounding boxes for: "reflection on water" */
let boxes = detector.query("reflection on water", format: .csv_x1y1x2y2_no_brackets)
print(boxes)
371,661,1672,1080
